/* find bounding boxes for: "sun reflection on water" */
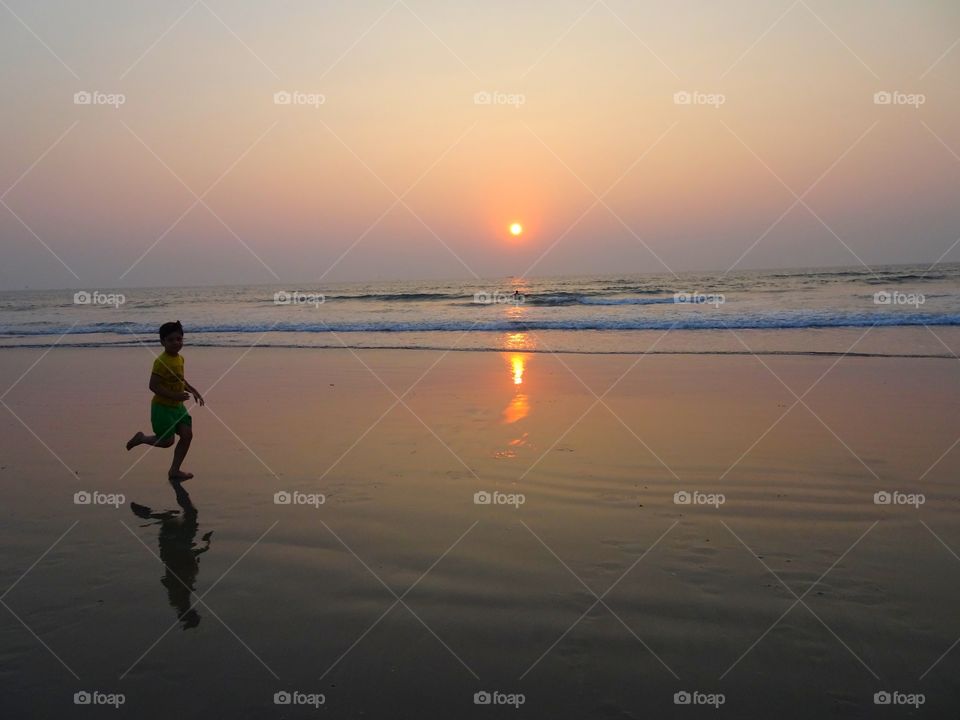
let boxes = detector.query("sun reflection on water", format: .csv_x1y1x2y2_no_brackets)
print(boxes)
496,349,531,457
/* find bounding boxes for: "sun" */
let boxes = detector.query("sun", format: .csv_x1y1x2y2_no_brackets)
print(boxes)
509,223,523,237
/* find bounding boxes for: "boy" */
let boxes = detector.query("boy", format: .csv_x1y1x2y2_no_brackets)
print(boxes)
126,321,204,480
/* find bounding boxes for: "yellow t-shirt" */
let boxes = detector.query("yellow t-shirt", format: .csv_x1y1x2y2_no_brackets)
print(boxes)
151,353,186,406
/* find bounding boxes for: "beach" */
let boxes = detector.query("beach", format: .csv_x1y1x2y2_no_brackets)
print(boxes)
4,0,958,714
2,345,959,718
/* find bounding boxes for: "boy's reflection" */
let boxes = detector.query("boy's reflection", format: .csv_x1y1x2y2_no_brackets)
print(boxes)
132,482,213,630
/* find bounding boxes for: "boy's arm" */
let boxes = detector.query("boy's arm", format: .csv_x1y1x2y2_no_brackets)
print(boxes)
150,373,190,402
183,378,205,406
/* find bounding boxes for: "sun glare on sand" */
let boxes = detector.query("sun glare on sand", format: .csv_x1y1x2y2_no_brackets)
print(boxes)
509,223,523,236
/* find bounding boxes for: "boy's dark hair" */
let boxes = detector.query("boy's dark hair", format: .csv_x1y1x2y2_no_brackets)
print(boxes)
159,321,184,341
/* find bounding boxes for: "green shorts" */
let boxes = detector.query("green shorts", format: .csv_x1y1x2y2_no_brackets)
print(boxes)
151,403,192,441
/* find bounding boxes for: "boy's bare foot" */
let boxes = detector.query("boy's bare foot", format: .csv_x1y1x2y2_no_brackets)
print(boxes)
168,470,194,481
126,432,144,451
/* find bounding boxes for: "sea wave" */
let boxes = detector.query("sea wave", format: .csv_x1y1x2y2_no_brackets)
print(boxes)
456,294,676,306
578,296,675,306
267,290,677,305
863,273,945,284
324,291,469,302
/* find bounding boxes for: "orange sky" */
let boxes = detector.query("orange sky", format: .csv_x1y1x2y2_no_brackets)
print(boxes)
1,0,959,288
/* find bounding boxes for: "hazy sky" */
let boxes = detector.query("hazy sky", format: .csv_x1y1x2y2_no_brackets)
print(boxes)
1,0,959,289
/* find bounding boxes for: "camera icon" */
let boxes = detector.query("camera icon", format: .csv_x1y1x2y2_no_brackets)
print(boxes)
474,491,491,505
274,491,292,505
73,91,92,105
274,691,292,705
673,91,692,105
873,91,892,105
274,290,291,305
673,491,691,505
673,291,691,304
873,291,892,305
74,691,92,705
473,91,491,105
473,291,491,304
874,691,891,705
474,691,492,705
273,91,292,105
74,491,92,505
74,291,91,304
873,491,891,505
674,690,692,704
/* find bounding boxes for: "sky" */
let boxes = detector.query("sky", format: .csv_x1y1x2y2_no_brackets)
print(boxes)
1,0,959,290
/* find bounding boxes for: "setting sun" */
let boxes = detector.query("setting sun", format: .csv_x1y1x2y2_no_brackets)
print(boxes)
509,223,523,236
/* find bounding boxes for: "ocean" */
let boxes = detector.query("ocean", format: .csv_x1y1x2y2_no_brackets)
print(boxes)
2,264,958,355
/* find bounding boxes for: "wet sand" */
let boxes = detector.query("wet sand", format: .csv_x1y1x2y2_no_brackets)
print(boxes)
2,347,960,718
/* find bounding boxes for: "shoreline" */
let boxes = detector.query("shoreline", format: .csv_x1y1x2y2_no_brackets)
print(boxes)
1,341,959,359
1,323,959,359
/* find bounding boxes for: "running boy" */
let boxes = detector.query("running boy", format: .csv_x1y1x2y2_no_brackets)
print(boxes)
126,321,204,480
